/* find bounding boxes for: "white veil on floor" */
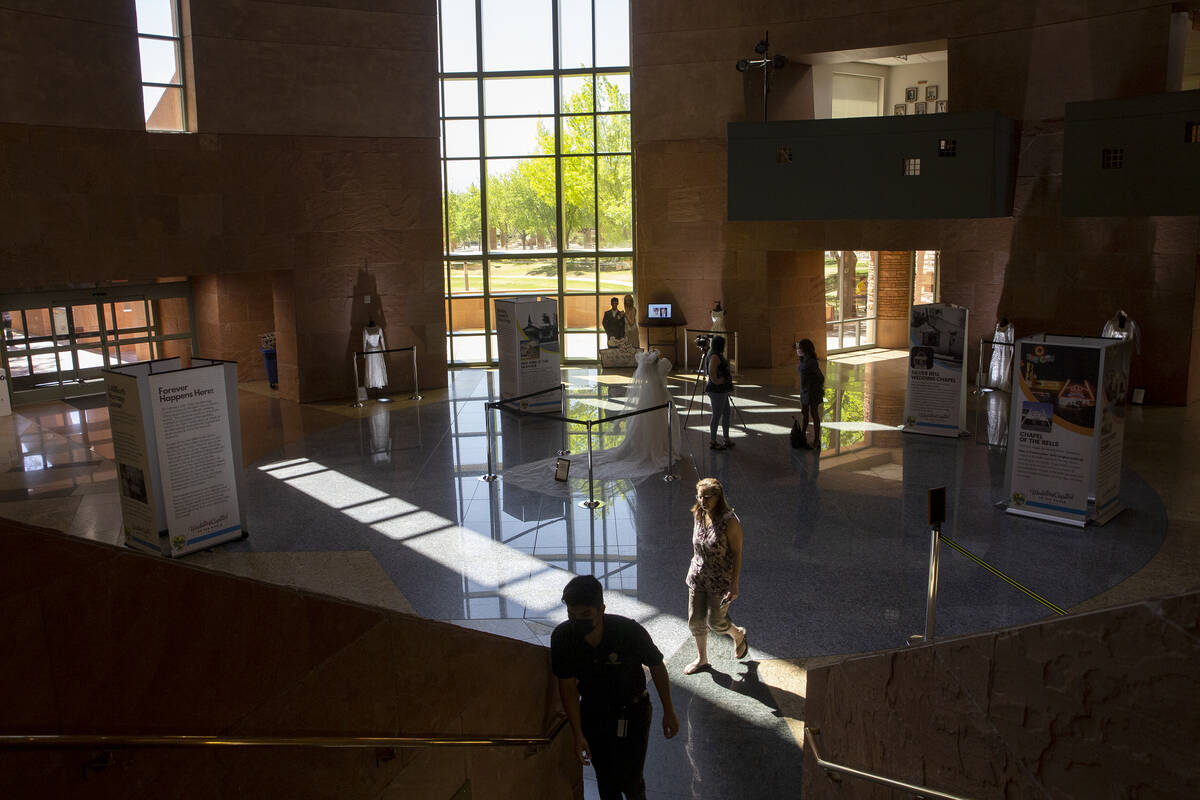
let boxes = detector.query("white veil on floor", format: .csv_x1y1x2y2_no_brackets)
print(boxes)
501,350,683,496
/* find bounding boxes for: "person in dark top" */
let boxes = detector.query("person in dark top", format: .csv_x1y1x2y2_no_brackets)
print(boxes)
552,575,678,800
705,335,734,450
795,338,825,450
602,297,626,344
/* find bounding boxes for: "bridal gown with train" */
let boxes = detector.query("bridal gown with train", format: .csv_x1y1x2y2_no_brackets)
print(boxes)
503,350,682,494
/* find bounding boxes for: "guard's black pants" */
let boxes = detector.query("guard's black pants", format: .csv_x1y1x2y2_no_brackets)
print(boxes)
581,695,652,800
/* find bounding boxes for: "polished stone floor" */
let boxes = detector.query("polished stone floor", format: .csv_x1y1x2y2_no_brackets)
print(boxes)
2,350,1197,800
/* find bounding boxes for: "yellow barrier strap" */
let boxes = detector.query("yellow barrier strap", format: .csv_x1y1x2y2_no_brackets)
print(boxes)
940,535,1068,616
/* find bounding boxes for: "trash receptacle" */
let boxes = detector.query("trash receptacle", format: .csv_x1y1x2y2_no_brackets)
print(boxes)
261,348,278,389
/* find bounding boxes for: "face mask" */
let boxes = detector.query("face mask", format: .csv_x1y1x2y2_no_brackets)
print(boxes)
571,618,595,637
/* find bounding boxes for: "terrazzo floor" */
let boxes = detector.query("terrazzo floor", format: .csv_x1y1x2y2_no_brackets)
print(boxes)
3,349,1196,799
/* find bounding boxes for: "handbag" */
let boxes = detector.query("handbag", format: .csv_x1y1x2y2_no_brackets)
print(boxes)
790,416,805,448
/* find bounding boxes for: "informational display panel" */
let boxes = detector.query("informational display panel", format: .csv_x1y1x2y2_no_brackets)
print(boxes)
105,357,247,556
107,369,167,554
494,297,560,412
902,304,969,437
1092,340,1132,524
0,368,11,416
148,366,243,555
1004,335,1129,526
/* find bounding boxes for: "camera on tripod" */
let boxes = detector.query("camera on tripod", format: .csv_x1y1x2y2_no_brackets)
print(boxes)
695,333,714,352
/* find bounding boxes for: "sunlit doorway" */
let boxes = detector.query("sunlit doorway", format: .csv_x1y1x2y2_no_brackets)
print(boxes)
825,250,877,353
913,249,939,304
1,283,196,404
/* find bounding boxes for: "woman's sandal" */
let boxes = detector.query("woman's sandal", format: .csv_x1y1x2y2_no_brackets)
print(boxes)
734,632,749,660
684,660,710,675
709,440,726,450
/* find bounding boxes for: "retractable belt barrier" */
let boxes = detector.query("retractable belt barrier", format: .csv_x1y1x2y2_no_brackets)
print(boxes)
481,384,678,509
351,346,420,406
940,535,1068,616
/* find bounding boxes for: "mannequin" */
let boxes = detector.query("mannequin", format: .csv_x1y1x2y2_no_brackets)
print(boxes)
710,301,726,332
504,349,681,494
363,319,388,390
1102,310,1141,355
987,315,1014,391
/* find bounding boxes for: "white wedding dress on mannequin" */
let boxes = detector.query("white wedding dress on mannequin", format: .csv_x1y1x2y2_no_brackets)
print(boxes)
503,350,682,494
363,326,387,388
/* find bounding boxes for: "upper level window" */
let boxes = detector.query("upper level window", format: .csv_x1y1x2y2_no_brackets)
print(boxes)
832,73,882,118
135,0,187,131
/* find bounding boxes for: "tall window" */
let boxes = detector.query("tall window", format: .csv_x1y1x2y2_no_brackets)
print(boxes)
439,0,633,364
135,0,187,131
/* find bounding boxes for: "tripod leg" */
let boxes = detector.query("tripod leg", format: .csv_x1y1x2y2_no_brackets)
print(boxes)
729,396,751,435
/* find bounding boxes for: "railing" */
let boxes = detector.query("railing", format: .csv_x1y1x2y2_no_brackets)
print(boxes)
482,384,678,509
805,727,975,800
351,345,421,406
911,491,1066,645
681,328,738,375
0,716,569,750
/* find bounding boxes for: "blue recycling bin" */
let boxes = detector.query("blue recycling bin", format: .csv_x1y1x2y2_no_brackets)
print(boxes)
261,348,278,389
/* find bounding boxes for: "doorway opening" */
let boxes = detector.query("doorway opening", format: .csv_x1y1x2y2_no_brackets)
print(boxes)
825,250,877,353
1,282,196,405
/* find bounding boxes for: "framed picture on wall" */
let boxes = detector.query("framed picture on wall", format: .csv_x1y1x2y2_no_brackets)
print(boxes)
936,99,948,113
905,87,918,102
894,104,906,116
926,85,939,101
914,101,928,114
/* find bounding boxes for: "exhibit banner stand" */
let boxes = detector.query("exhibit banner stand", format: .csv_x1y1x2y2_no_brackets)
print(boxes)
105,357,249,556
902,304,969,437
494,297,561,413
1003,334,1131,527
0,368,11,416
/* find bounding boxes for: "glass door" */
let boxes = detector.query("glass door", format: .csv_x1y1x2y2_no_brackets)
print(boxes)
0,283,195,404
825,250,877,353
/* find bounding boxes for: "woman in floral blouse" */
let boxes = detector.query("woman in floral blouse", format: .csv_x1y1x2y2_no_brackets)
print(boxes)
683,478,748,675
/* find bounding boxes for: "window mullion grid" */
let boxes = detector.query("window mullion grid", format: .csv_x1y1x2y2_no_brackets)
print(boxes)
551,0,566,345
439,0,631,365
474,0,491,363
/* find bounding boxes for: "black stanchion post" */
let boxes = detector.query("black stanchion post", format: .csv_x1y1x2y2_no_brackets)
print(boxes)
924,522,941,642
580,419,603,509
663,403,677,482
351,354,364,408
409,348,421,401
557,383,570,456
480,402,499,483
909,486,946,645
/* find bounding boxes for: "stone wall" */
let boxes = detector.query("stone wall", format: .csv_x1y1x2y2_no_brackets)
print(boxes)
802,590,1200,798
0,518,579,799
631,0,1200,402
876,251,913,351
0,0,446,402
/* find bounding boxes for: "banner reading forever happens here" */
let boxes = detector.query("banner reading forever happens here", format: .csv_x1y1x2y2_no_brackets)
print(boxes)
903,304,969,437
149,365,243,555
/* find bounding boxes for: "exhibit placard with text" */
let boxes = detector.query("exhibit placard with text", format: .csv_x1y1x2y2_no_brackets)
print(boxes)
1004,336,1107,526
494,297,561,412
106,357,246,556
149,365,244,555
0,368,11,416
902,304,969,437
106,369,166,554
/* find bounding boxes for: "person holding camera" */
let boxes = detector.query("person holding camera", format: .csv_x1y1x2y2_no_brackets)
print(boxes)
795,338,824,450
705,335,734,450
